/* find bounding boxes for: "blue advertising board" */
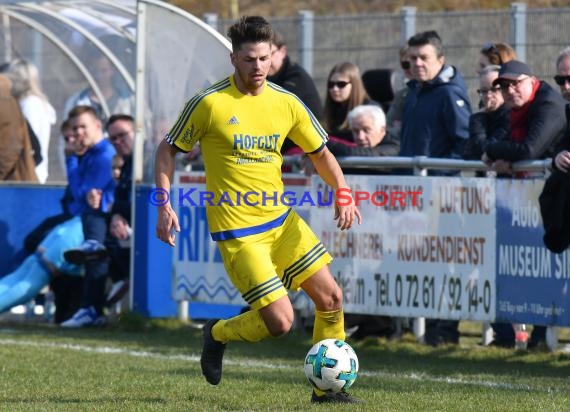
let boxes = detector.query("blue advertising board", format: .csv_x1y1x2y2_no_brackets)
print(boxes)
495,179,570,325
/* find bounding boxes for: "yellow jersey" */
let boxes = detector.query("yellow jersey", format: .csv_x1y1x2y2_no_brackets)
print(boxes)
166,75,327,240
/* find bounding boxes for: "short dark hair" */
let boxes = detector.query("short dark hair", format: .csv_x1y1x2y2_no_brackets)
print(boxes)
227,16,274,52
68,105,99,120
408,30,444,57
106,113,134,130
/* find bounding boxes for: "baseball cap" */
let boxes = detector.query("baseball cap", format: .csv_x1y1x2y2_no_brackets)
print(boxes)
492,60,533,86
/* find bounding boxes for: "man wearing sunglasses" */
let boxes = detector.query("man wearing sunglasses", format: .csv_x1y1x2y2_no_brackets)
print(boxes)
482,60,566,178
554,47,570,101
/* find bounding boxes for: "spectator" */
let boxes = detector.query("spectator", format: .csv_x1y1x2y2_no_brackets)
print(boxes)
475,42,517,110
483,61,566,173
60,55,133,179
463,65,509,162
0,74,37,182
554,47,570,101
5,121,88,323
106,115,134,224
400,30,472,345
63,114,134,310
386,46,412,141
63,55,134,124
0,216,84,316
268,30,323,155
483,60,566,348
400,30,472,172
553,49,570,174
59,106,116,328
1,59,56,183
328,104,400,338
323,61,376,142
477,42,517,74
327,104,399,174
105,115,134,304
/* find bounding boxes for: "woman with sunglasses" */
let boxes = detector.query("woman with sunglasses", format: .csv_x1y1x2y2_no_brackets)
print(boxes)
323,62,377,142
463,65,509,165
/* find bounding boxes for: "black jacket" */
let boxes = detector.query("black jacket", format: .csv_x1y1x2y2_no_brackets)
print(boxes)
268,56,323,154
539,169,570,253
485,81,566,161
111,154,132,223
463,106,510,160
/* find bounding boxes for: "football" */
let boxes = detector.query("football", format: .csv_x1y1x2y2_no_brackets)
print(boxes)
304,339,359,392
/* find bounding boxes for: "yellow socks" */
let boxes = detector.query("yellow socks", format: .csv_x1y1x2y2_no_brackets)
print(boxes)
312,309,345,396
211,309,272,344
312,308,345,344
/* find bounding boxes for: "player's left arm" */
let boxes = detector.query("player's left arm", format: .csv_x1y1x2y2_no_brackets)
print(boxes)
307,146,362,230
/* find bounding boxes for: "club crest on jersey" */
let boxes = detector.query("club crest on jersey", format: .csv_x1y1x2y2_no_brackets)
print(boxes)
180,125,194,144
227,116,240,125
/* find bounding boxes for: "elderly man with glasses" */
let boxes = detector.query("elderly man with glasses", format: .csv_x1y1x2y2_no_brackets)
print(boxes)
482,60,566,177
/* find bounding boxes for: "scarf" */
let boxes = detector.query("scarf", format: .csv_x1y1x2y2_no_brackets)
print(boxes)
509,80,540,143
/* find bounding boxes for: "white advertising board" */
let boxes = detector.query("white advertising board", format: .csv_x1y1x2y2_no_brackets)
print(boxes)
310,175,496,321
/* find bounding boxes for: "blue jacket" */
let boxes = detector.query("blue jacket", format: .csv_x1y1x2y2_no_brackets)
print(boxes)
66,138,116,216
400,65,472,160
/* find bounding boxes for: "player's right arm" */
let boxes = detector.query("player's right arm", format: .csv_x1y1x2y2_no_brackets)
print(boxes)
154,82,216,245
155,140,181,246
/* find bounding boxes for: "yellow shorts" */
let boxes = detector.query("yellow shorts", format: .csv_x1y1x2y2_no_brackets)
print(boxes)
217,210,332,310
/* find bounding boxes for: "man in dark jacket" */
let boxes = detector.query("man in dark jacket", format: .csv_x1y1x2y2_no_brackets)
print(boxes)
483,60,566,175
268,31,323,154
484,60,566,348
400,30,472,174
103,114,134,305
399,30,472,345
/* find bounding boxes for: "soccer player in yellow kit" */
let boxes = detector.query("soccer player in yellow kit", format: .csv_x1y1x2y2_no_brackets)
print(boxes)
155,16,361,404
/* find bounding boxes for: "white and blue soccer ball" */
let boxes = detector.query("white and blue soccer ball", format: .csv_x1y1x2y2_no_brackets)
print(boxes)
304,339,359,393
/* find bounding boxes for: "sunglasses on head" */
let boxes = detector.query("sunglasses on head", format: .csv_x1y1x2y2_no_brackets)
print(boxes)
554,75,570,86
400,61,411,70
328,80,350,89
